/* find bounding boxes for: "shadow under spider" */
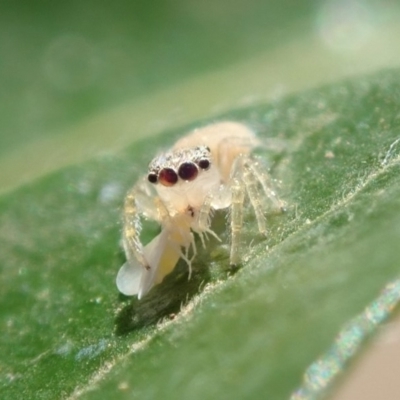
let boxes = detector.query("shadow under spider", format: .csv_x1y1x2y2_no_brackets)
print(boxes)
114,260,213,335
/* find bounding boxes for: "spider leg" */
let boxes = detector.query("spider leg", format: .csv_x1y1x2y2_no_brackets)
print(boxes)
122,179,169,268
241,157,267,235
118,186,149,297
228,154,279,265
229,162,246,266
244,157,285,212
122,187,147,268
118,180,171,297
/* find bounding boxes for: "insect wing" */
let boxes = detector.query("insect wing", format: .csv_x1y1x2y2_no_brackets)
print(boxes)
136,229,169,298
117,230,167,298
116,260,142,296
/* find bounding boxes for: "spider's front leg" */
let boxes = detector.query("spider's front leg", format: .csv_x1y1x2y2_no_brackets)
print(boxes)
122,186,148,270
117,180,179,298
122,180,170,270
117,186,148,297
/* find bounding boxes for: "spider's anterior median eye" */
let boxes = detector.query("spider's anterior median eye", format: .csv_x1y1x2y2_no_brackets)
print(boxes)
159,168,178,186
178,162,198,181
148,173,158,184
198,159,210,170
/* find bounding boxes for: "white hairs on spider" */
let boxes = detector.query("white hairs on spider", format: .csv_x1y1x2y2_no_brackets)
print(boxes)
117,121,283,299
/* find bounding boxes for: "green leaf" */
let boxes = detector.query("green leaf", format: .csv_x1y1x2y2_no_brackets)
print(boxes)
1,69,400,399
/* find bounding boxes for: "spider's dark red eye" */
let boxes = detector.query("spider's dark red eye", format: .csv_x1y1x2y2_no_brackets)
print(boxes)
178,162,198,181
159,168,178,186
198,159,210,170
147,173,158,184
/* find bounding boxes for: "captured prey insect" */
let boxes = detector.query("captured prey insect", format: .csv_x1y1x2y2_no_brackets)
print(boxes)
116,121,284,299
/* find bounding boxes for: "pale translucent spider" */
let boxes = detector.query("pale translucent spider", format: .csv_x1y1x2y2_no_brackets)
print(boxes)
117,121,283,299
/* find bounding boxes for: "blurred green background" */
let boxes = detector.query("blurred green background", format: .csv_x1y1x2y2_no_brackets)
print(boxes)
1,0,399,192
2,0,314,153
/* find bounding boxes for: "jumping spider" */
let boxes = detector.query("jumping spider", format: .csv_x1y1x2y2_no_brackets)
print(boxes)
117,121,284,299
